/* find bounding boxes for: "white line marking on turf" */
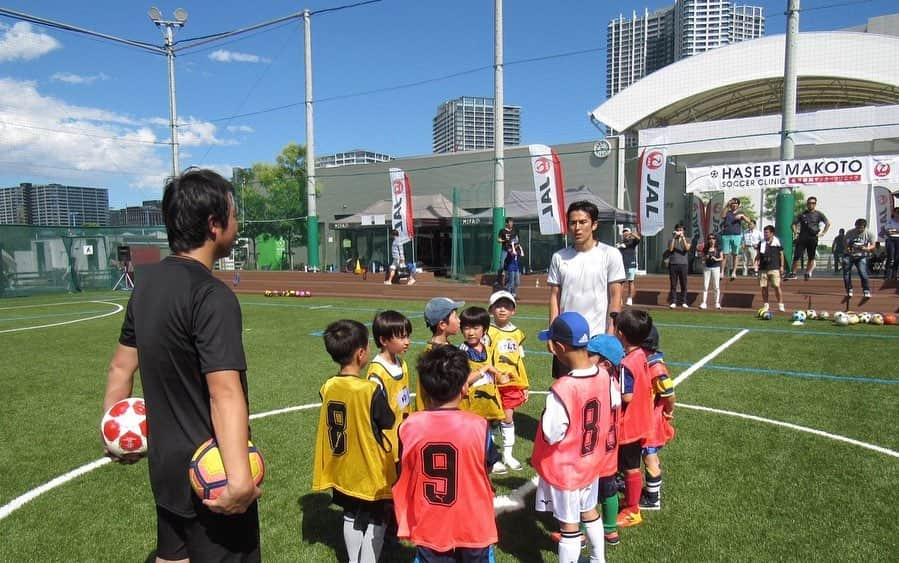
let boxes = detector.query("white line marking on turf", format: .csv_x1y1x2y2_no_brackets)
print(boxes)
0,457,111,521
309,305,333,310
0,301,123,334
6,390,898,523
672,328,748,387
678,403,899,459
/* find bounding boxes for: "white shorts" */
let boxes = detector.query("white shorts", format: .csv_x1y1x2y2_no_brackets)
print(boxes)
534,477,599,524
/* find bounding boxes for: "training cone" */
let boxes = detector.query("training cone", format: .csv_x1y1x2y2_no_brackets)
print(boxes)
354,259,363,274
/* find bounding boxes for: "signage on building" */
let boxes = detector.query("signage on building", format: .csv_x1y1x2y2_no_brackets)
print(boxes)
686,155,899,192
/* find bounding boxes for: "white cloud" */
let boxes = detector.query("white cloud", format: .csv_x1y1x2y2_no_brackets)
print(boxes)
51,72,110,85
177,117,234,147
226,125,255,133
208,49,271,64
0,22,61,62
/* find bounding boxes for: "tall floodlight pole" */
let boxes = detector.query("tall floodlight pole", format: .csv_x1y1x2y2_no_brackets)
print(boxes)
303,9,320,270
148,7,188,178
492,0,505,273
776,0,799,268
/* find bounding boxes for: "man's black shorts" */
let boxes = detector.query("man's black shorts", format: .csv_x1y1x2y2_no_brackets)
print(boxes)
415,545,494,562
794,236,818,262
156,502,260,562
618,441,642,472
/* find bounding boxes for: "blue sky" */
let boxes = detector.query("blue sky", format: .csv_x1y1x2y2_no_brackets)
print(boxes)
0,0,895,207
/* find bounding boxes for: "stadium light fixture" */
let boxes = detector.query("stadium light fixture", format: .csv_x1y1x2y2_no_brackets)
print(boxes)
147,7,188,179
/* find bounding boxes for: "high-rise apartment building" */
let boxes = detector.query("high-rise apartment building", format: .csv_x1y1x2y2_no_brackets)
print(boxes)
316,149,393,168
607,1,764,97
109,200,163,226
0,183,109,226
432,96,521,154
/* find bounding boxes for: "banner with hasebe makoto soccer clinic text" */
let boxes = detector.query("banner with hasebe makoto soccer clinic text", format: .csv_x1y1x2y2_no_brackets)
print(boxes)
685,155,899,193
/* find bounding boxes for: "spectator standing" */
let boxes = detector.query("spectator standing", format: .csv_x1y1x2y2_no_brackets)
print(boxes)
504,236,524,297
496,218,518,289
788,196,830,280
385,230,415,286
754,225,785,313
843,218,876,298
741,220,762,277
667,223,692,308
880,207,899,280
720,198,750,281
616,228,642,306
699,235,723,310
832,228,846,273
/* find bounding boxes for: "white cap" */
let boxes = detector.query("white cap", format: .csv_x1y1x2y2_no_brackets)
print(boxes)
488,290,516,308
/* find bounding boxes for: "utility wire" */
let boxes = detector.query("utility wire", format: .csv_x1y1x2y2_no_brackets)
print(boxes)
0,8,163,55
0,119,170,146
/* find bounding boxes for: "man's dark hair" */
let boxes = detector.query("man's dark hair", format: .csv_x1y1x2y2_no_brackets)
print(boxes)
323,319,369,366
505,217,513,225
162,168,234,253
855,218,867,228
567,200,599,223
372,310,412,347
616,309,653,346
417,345,469,404
807,197,817,204
764,225,775,233
459,306,490,331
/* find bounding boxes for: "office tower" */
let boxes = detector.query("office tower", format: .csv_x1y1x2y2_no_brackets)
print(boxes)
432,96,521,154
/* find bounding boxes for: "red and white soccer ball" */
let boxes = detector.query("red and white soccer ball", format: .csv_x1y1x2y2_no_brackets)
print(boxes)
101,398,148,459
189,438,265,500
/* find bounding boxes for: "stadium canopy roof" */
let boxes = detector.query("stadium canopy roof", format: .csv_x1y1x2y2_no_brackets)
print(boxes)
589,32,899,133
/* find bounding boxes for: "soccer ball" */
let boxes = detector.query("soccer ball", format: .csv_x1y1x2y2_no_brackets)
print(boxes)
818,311,830,321
833,312,849,326
848,313,860,325
100,398,148,459
189,438,265,500
871,313,884,325
885,313,897,325
792,311,806,323
805,310,818,320
761,311,773,320
757,307,769,318
859,312,873,324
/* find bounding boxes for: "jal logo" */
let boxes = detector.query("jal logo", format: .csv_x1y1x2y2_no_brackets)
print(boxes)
534,157,551,174
874,161,891,178
646,151,664,170
393,179,405,194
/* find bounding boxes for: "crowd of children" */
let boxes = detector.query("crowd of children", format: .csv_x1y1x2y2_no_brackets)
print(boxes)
311,291,676,562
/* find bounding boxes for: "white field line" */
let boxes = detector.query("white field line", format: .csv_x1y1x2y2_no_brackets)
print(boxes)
0,457,111,520
0,301,123,334
672,329,748,387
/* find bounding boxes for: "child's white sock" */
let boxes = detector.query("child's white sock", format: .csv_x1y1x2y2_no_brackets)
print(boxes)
500,421,515,458
584,517,606,563
343,514,364,563
558,531,583,563
359,522,385,563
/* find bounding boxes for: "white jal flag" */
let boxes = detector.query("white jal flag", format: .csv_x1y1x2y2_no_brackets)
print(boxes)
874,186,894,238
528,144,567,235
388,168,414,244
638,147,667,236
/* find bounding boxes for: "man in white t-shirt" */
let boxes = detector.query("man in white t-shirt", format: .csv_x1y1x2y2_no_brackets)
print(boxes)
548,201,626,339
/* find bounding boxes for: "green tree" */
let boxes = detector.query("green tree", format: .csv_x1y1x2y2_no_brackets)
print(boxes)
234,143,311,269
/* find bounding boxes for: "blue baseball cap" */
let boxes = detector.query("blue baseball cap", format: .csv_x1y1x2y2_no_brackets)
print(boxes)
586,335,625,366
424,297,464,327
538,312,590,347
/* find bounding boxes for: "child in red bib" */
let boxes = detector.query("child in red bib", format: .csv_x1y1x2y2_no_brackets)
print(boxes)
532,312,613,563
639,325,676,511
613,309,654,529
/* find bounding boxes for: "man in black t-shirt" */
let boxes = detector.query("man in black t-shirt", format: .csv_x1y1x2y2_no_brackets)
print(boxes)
616,227,641,306
496,217,518,288
788,196,830,280
754,225,785,313
102,169,261,562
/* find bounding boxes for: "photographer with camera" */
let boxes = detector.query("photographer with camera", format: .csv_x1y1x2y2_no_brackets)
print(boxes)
842,218,875,298
667,223,692,308
720,198,750,281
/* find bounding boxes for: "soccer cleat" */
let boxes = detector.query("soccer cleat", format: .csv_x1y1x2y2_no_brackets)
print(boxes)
778,303,786,312
760,303,770,312
863,290,871,298
549,532,587,547
491,461,508,475
639,494,661,511
847,289,853,297
785,272,798,280
604,531,621,545
616,509,643,528
503,455,523,471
